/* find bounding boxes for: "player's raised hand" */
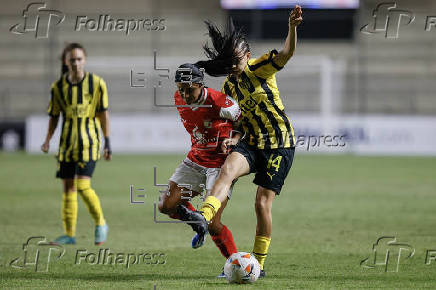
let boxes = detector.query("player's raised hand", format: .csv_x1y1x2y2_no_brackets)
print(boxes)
41,141,49,153
289,5,303,27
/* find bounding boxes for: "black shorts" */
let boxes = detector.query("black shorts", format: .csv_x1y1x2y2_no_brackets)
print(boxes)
232,141,295,194
56,161,96,179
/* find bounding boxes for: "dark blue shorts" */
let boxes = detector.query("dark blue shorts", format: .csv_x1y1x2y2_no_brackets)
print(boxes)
56,161,96,179
232,141,295,194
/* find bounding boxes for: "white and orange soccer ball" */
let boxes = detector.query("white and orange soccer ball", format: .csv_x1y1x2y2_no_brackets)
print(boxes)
223,252,261,284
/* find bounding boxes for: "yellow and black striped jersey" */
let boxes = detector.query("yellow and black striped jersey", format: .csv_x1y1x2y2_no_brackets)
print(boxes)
221,50,295,150
48,72,109,162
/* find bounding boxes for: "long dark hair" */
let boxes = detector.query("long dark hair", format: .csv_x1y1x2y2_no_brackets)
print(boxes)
60,43,87,76
195,19,250,77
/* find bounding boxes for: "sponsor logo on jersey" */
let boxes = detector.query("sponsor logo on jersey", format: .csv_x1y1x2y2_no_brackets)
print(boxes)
204,120,212,128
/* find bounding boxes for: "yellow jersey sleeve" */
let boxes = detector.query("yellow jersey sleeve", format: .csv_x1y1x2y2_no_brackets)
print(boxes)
96,78,109,112
221,83,226,94
221,77,229,95
48,84,61,117
247,50,284,79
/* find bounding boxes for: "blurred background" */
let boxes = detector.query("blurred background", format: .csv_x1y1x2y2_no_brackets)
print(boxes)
1,0,435,155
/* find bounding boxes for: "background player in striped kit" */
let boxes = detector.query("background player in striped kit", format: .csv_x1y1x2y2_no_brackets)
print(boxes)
41,43,111,245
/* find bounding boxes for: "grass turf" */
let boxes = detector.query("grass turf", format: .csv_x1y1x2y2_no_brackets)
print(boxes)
0,152,435,289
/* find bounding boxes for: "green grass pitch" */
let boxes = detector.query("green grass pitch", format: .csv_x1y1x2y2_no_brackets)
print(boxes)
0,152,435,289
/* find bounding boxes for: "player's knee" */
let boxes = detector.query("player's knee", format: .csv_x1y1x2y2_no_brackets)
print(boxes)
255,197,270,214
64,186,75,193
64,188,76,194
77,179,91,192
219,163,238,183
63,179,76,193
158,196,176,214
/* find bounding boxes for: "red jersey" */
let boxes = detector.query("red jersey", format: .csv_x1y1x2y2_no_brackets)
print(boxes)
175,87,241,168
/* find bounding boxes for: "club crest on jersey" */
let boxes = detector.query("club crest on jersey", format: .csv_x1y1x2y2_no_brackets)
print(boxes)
239,95,257,112
204,120,212,128
192,126,217,146
192,126,206,143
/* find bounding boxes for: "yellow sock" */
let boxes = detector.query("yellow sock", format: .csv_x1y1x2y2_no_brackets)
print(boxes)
62,192,78,237
77,179,105,226
253,235,271,270
199,196,221,222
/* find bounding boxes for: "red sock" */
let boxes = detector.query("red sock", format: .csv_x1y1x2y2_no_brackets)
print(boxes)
184,200,196,211
211,225,237,258
168,201,196,220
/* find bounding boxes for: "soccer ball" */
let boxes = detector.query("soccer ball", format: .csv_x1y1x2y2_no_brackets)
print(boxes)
223,252,261,284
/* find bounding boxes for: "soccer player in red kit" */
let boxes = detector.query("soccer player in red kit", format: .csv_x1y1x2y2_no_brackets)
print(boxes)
158,63,242,277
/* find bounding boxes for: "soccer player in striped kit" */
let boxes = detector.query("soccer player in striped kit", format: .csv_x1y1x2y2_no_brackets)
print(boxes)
179,5,303,278
41,43,110,245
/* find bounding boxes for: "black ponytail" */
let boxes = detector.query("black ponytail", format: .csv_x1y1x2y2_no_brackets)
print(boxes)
195,19,250,77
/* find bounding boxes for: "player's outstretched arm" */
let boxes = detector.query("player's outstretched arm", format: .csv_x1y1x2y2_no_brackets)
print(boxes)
274,5,303,66
41,116,59,153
